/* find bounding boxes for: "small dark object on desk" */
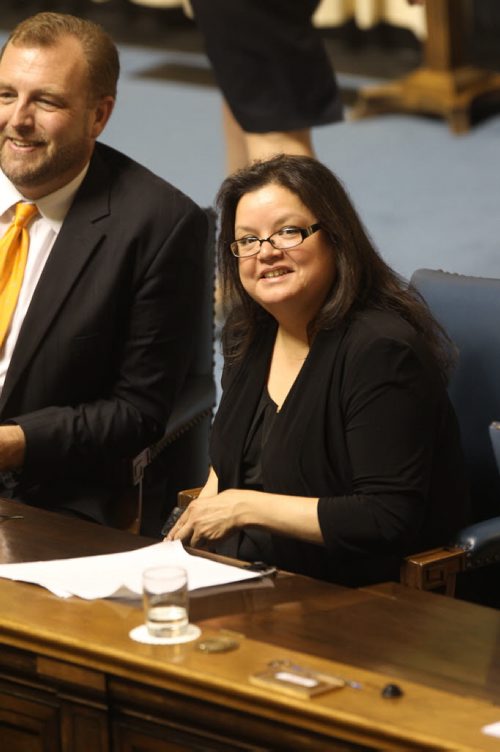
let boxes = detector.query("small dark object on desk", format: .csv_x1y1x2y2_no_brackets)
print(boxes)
243,561,277,576
381,683,404,698
197,637,239,654
0,514,24,521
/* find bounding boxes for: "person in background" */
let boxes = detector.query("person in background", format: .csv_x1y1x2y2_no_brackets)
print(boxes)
167,154,468,587
0,12,207,526
189,0,425,173
189,0,343,173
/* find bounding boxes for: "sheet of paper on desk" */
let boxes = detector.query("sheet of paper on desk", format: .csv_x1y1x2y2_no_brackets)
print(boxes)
0,541,260,599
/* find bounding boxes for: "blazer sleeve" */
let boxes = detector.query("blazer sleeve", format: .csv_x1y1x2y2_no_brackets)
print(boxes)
317,335,444,557
12,202,208,478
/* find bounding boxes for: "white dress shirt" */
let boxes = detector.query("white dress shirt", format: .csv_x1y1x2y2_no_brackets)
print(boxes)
0,165,89,394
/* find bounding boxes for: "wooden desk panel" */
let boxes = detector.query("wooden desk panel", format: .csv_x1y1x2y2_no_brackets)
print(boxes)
1,498,500,750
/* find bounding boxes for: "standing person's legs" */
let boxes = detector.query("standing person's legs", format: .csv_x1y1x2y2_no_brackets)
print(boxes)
222,100,248,173
223,100,315,173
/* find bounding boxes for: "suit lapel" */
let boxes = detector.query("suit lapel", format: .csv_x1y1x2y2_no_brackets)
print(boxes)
0,148,111,413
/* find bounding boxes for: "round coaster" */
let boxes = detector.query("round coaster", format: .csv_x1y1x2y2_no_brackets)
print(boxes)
129,623,201,645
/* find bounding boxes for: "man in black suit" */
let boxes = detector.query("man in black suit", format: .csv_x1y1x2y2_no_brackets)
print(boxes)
0,12,208,525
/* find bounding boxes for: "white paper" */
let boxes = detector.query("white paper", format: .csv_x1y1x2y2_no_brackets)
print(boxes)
482,721,500,738
0,540,259,600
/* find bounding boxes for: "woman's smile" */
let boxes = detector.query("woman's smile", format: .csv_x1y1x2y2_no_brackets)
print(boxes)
260,266,293,280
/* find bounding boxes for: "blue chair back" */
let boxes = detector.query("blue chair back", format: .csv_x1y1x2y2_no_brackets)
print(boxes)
490,422,500,475
410,269,500,524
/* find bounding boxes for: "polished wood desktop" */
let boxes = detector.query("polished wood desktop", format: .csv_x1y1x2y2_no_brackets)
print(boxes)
1,498,500,751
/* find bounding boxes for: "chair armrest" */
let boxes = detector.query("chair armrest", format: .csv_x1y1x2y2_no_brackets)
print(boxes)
177,486,202,509
400,547,465,595
401,518,500,596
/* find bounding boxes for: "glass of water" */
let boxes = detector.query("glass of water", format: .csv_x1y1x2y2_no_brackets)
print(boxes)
142,566,189,638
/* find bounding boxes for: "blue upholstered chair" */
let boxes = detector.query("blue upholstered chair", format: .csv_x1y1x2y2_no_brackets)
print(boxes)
490,422,500,474
401,269,500,604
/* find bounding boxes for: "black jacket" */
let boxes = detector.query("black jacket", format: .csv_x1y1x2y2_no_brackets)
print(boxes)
211,310,468,586
0,143,208,524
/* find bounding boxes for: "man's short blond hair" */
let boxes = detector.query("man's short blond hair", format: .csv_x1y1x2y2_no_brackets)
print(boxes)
2,12,120,100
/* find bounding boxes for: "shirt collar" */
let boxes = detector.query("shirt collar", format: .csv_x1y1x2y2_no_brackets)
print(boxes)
0,163,90,232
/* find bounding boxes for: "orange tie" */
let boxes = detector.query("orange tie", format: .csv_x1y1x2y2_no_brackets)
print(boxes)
0,201,38,348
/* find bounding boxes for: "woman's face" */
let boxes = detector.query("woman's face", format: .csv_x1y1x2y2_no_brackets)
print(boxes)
234,183,336,324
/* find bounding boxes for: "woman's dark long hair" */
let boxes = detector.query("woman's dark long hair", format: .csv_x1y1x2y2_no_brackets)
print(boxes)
216,154,455,380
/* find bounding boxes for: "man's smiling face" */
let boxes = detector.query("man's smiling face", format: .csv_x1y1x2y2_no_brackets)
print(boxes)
0,35,111,199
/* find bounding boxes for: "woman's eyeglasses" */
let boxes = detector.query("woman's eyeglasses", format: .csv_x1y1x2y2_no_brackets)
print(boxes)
230,223,321,258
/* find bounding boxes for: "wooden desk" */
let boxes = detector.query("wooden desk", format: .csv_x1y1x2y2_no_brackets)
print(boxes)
1,498,500,751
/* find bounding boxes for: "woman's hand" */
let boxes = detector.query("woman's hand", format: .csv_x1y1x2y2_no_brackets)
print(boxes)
165,489,245,547
165,486,323,548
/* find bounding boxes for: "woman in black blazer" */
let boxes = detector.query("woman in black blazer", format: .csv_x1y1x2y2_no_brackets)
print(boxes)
167,155,468,587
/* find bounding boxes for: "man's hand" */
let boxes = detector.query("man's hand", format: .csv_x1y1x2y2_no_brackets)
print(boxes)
0,425,26,470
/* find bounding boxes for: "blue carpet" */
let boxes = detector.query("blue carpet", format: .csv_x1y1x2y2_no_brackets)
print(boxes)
101,43,500,283
1,33,498,284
